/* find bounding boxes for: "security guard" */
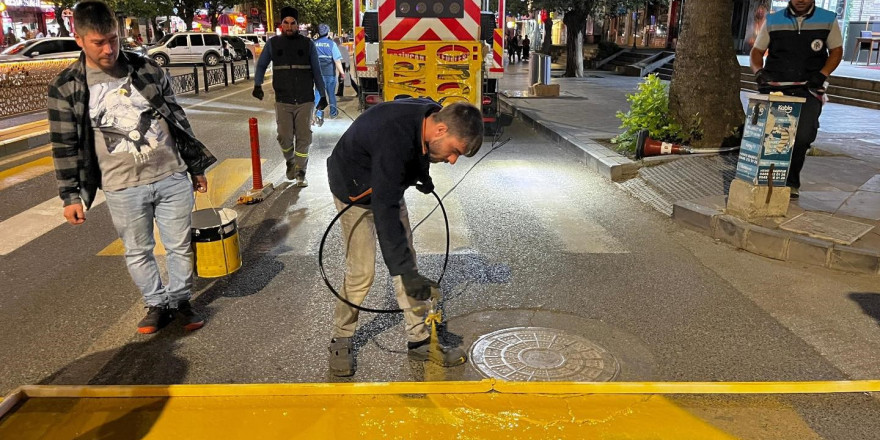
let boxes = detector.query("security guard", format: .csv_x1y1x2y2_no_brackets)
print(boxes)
313,24,344,122
750,0,842,198
252,7,328,187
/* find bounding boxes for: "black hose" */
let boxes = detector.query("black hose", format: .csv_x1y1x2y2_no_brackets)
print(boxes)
318,190,449,314
318,120,510,314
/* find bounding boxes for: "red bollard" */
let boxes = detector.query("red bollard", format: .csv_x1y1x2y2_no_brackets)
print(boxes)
238,118,274,204
249,117,263,190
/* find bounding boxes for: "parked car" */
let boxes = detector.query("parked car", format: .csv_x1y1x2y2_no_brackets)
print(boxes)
237,33,267,59
238,34,268,46
0,37,80,61
220,35,250,60
122,37,147,56
147,32,224,66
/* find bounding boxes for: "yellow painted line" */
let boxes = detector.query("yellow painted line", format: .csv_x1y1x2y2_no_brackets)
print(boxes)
0,156,54,191
491,380,880,394
5,380,880,439
0,144,51,167
11,379,880,399
98,159,260,256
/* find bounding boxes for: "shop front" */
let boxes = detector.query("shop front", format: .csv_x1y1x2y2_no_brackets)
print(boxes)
2,0,46,45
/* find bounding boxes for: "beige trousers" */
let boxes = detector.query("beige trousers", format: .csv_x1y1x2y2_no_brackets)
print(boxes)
332,197,430,342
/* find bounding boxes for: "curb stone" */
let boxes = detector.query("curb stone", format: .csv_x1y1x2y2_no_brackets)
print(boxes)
499,96,638,182
673,200,879,275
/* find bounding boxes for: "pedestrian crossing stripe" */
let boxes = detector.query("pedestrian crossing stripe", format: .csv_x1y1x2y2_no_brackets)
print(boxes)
0,156,54,191
97,158,259,256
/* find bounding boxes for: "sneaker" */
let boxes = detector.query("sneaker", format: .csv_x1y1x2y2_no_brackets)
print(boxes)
790,187,800,199
407,338,467,367
329,337,355,377
174,301,204,331
137,306,170,334
294,171,308,188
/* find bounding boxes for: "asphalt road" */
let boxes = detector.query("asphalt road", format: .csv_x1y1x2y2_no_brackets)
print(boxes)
1,80,879,437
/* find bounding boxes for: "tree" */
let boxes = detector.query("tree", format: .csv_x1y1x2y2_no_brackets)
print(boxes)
173,0,200,31
275,0,353,32
668,0,744,148
111,0,173,38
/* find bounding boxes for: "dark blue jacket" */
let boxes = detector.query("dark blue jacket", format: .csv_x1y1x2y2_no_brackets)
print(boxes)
764,5,836,82
327,98,439,276
254,34,326,104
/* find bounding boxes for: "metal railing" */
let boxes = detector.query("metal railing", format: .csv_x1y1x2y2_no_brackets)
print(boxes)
0,56,77,118
165,58,250,95
0,57,251,119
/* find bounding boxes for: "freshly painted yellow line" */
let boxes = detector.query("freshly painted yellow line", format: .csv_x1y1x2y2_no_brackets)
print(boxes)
11,379,880,399
4,380,878,439
98,159,260,256
0,393,737,439
0,156,54,191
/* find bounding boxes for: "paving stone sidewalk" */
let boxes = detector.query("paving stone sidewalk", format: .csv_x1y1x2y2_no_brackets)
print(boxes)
497,61,880,275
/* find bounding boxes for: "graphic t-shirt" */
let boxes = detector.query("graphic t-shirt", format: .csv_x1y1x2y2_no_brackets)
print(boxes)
87,64,186,191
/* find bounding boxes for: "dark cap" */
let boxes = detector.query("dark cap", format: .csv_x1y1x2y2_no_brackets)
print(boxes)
279,6,298,20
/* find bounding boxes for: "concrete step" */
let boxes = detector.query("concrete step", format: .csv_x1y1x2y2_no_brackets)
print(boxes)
740,68,880,110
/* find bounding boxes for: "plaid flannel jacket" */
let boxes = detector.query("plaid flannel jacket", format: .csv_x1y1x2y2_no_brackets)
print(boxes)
48,51,216,209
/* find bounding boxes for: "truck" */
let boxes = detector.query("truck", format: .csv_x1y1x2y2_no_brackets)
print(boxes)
350,0,507,133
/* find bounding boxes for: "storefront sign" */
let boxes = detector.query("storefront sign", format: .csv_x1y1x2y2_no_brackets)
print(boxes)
5,0,42,7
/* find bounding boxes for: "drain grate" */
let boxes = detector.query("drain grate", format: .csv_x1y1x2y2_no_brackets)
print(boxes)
469,327,619,382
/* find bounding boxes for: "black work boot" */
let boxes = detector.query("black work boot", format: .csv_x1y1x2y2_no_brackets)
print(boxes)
407,338,467,367
174,301,204,331
329,337,355,377
137,306,171,334
294,171,308,188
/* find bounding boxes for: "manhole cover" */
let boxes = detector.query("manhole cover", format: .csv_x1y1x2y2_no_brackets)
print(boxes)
469,327,619,381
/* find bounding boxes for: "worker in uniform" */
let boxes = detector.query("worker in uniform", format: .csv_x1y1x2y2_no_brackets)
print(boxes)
750,0,842,198
313,23,344,123
252,6,328,187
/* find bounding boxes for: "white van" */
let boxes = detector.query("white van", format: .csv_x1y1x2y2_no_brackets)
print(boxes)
147,32,224,66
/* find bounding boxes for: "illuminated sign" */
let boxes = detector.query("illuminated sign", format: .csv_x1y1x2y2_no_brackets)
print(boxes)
5,0,42,7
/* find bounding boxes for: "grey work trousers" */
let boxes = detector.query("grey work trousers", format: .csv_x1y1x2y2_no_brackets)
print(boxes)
274,101,314,179
331,197,430,343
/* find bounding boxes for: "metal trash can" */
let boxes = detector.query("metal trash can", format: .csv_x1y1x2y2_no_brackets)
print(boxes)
528,53,552,85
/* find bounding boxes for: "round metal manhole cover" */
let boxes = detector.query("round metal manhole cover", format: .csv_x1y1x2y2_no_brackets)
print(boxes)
469,327,619,382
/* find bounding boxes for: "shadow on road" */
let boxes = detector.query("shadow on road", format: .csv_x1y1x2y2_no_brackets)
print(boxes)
849,292,880,327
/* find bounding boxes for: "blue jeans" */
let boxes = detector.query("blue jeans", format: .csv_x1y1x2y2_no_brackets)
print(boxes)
104,171,195,307
315,75,338,117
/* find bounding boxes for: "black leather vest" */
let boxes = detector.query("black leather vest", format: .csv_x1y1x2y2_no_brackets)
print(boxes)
269,34,316,104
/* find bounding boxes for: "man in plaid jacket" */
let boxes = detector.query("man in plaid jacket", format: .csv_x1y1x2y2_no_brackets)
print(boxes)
48,1,216,334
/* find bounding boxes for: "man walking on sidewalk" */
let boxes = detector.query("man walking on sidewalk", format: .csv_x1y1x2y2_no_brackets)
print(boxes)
48,0,216,334
750,0,842,198
252,6,328,187
325,99,483,377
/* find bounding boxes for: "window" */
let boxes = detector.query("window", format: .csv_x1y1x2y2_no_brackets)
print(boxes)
61,40,81,52
190,34,204,46
172,35,188,47
203,34,221,46
27,41,55,56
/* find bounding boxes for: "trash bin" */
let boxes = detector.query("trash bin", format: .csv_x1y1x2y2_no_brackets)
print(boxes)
528,53,552,85
536,53,551,85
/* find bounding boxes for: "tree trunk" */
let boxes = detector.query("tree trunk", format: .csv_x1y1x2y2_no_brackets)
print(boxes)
563,11,586,77
541,18,552,54
668,0,745,148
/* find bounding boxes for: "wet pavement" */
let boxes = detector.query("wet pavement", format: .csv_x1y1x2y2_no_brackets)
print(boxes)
1,63,880,438
498,60,880,273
